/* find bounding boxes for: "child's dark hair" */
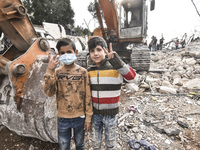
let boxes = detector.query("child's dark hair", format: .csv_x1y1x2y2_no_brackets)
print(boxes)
56,38,76,52
87,36,107,52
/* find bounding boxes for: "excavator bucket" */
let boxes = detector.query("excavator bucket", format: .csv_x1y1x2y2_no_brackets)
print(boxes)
0,0,58,142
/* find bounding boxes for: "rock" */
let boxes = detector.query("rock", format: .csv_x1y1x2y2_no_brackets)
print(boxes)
183,78,200,89
177,120,189,128
189,51,200,58
196,59,200,63
140,81,150,89
137,71,148,75
159,86,177,94
162,81,173,88
148,72,161,78
184,58,196,65
135,133,142,140
193,65,200,74
0,125,5,132
118,113,129,123
145,76,160,82
164,126,181,136
173,78,183,86
165,139,171,144
151,56,160,62
132,127,139,133
28,144,34,150
125,83,139,92
175,65,184,71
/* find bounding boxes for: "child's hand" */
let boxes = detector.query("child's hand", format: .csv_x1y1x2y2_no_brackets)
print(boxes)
103,43,116,60
84,122,91,132
47,53,59,70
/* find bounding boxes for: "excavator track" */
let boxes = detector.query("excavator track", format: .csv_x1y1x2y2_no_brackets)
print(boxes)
131,46,150,71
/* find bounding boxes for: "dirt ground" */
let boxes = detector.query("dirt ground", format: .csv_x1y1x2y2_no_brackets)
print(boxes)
0,126,59,150
1,91,200,150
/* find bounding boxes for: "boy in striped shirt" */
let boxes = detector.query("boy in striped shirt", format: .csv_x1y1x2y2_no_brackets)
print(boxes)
87,36,136,149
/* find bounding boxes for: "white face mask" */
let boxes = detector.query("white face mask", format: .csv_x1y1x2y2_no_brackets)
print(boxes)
58,53,77,65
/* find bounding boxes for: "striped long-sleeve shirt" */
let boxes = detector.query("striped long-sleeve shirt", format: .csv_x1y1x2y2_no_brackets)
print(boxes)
88,53,136,116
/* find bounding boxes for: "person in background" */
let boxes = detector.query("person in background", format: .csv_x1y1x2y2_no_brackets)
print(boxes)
43,38,93,150
159,37,164,50
149,36,154,50
149,36,155,51
181,39,186,48
152,36,157,51
65,24,72,35
87,36,136,149
175,39,179,50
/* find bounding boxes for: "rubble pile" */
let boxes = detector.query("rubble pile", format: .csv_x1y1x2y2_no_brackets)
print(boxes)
1,40,200,150
134,40,200,95
114,93,200,150
113,40,200,150
84,93,200,150
84,40,200,150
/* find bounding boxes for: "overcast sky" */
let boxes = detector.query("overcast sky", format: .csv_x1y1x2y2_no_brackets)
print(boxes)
71,0,200,43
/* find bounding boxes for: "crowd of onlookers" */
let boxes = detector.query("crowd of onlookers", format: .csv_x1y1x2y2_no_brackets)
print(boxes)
148,36,164,51
148,36,186,51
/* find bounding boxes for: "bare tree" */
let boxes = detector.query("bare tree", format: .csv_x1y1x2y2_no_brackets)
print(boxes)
191,0,200,17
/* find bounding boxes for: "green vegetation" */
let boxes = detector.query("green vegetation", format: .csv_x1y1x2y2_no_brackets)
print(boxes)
22,0,91,36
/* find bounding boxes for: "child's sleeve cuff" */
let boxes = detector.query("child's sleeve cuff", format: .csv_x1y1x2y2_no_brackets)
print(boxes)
108,53,125,69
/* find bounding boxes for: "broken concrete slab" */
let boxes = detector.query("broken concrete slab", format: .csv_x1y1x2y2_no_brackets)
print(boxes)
183,78,200,89
159,86,177,94
125,83,139,92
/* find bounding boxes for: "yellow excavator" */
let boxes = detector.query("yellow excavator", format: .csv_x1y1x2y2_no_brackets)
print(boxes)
93,0,155,71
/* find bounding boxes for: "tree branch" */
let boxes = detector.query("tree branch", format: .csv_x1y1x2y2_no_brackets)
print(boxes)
191,0,200,17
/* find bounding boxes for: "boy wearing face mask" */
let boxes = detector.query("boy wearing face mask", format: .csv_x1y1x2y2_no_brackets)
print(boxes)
43,38,93,150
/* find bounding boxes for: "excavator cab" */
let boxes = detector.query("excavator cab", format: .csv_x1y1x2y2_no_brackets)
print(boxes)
118,0,154,42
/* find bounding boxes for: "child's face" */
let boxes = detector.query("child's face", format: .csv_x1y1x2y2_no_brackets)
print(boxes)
59,45,77,55
90,45,106,66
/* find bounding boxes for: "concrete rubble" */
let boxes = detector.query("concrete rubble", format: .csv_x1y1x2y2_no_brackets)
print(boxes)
139,41,200,94
83,39,200,150
1,39,200,149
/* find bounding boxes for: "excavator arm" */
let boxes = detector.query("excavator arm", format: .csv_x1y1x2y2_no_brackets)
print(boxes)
0,0,38,56
94,0,118,42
